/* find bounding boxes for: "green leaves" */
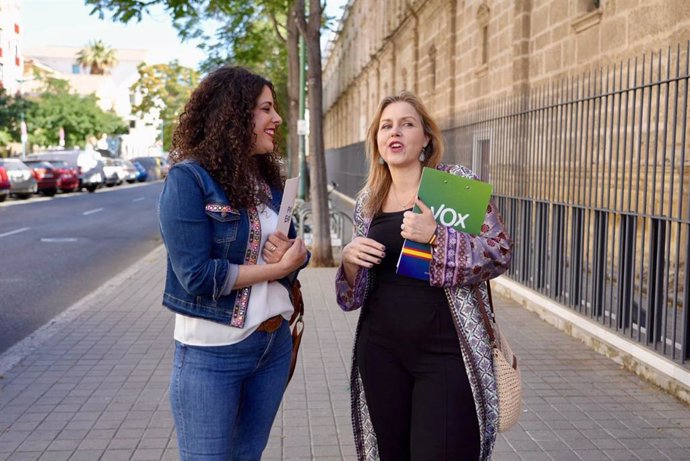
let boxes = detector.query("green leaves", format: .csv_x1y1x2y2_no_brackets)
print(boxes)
84,0,291,152
24,77,128,149
0,88,35,142
130,61,199,151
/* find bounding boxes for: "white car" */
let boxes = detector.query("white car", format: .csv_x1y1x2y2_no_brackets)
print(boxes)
116,159,138,183
102,158,125,186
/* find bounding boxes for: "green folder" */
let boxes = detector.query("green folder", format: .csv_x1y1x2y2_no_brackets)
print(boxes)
396,167,493,280
415,167,493,235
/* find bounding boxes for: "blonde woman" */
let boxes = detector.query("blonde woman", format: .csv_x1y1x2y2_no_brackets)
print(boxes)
335,92,512,460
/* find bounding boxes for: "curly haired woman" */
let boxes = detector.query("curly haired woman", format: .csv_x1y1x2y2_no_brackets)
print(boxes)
158,66,309,460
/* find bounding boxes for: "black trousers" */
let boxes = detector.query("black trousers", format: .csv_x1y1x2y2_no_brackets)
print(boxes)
357,324,480,461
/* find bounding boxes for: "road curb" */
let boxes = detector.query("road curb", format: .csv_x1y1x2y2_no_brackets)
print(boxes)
0,244,166,377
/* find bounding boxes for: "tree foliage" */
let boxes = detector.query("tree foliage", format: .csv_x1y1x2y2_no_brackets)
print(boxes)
26,77,128,149
130,61,199,151
85,0,334,265
76,39,119,75
0,88,35,144
87,0,291,151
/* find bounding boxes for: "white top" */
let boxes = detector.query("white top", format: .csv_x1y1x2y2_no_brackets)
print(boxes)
174,205,293,346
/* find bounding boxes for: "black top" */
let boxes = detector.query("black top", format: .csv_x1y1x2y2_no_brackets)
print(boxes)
363,210,457,351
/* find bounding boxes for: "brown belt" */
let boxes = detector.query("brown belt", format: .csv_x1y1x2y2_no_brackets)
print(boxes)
257,315,283,333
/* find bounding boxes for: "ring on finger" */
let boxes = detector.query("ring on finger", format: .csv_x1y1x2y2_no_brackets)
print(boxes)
268,244,276,252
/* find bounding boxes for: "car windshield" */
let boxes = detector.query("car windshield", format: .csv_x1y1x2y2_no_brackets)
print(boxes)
25,161,51,168
0,159,30,171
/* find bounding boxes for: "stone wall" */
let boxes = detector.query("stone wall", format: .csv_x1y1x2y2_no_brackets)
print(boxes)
323,0,690,149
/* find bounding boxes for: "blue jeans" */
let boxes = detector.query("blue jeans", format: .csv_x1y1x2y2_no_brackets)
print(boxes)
170,321,292,461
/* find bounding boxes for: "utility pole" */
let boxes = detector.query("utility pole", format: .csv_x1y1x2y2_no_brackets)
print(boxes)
298,36,307,200
20,113,27,160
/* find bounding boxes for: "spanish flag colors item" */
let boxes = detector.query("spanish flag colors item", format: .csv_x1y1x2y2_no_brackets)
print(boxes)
396,167,493,281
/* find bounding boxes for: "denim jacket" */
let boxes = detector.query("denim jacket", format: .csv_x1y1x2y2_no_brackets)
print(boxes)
159,159,306,327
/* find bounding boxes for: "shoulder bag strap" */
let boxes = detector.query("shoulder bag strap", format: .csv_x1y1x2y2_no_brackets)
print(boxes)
287,279,305,383
474,282,497,345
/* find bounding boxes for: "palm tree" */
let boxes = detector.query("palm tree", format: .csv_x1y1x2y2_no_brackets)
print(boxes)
76,40,118,75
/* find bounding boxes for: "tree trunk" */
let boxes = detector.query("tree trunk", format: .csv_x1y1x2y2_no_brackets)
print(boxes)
286,2,300,179
294,0,334,266
305,0,333,266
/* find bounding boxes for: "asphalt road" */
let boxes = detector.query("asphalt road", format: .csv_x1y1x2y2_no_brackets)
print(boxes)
0,182,164,354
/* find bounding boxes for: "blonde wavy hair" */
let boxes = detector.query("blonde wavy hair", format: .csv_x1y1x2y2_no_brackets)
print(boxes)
362,91,445,217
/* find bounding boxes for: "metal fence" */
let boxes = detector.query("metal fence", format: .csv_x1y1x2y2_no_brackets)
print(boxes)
325,42,690,366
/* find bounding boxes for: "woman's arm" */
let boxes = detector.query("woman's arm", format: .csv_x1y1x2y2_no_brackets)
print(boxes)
335,194,375,311
233,238,308,289
159,165,238,301
428,197,512,288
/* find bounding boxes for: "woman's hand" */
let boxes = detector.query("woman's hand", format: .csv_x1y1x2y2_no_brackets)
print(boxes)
262,231,291,264
233,238,307,289
401,198,437,244
342,237,386,269
341,236,385,286
278,238,308,274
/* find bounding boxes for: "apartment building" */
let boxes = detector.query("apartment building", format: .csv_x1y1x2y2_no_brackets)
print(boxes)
0,0,22,94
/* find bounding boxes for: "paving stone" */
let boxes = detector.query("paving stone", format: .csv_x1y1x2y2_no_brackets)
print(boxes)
0,252,688,461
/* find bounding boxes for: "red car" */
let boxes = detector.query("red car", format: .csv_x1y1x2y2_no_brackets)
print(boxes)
24,160,60,196
47,160,80,192
0,166,10,202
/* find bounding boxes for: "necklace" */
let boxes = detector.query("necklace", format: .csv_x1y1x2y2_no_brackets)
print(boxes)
391,181,419,210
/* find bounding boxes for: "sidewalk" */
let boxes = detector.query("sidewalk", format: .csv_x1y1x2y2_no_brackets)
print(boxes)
0,245,688,461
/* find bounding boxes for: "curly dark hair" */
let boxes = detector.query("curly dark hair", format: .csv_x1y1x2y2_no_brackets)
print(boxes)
170,66,283,208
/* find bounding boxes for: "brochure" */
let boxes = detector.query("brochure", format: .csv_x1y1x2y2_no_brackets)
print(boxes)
276,177,299,235
396,168,493,281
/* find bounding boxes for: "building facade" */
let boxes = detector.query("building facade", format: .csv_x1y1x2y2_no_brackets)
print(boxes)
21,47,161,157
323,0,690,149
0,0,22,94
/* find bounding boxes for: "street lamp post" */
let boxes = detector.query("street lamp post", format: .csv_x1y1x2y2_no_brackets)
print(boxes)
20,113,27,160
16,77,32,160
298,36,307,200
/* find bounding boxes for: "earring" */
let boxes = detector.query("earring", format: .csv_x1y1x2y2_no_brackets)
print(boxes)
378,156,385,165
419,145,427,162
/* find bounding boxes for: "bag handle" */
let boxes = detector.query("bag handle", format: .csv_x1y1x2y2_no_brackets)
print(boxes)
475,281,497,345
287,279,305,383
289,279,304,325
476,281,518,369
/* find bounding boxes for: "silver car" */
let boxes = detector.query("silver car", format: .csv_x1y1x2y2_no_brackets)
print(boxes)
0,158,38,199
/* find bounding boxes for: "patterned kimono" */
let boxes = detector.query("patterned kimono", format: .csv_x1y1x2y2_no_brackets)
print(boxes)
335,164,513,460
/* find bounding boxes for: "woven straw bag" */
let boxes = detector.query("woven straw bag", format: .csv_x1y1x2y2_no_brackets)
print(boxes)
476,283,522,432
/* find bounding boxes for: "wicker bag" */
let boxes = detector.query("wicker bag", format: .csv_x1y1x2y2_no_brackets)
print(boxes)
476,282,522,432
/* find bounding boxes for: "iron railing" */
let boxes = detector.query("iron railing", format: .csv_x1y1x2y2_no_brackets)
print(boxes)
325,42,690,366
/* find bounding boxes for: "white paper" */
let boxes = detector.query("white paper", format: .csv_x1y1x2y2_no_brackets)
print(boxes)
276,177,299,235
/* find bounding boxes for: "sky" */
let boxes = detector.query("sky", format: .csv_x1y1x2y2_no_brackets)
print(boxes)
22,0,350,70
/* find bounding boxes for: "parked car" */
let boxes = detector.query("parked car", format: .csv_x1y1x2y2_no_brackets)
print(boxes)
46,160,80,192
0,166,10,202
132,161,148,182
27,150,105,192
131,156,166,180
0,158,38,199
102,158,123,187
120,159,139,184
23,160,59,196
